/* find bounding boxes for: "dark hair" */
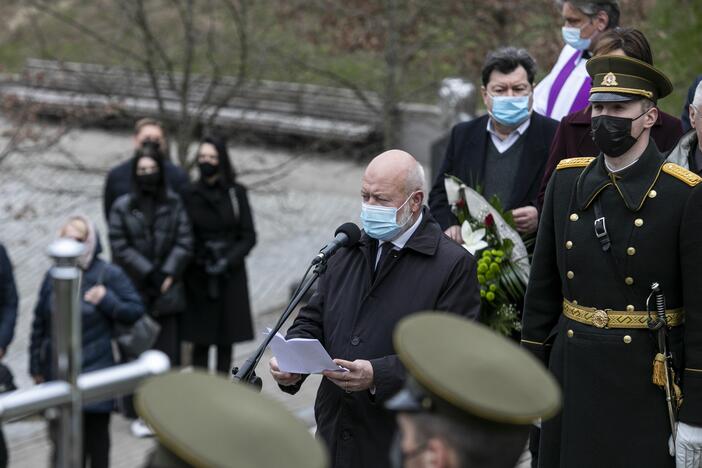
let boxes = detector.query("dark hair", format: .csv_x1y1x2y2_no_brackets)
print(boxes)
130,147,167,200
481,47,537,87
408,413,530,468
593,27,653,65
558,1,620,29
199,134,236,186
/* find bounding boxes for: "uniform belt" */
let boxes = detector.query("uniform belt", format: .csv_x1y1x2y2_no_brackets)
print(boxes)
562,299,684,329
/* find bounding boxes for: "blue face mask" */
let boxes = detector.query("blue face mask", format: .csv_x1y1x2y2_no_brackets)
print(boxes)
562,26,591,51
360,193,415,241
489,94,531,127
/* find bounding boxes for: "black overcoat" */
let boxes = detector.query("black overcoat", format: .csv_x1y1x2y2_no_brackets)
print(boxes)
428,112,558,231
182,181,256,345
522,141,702,467
282,209,480,468
108,190,193,290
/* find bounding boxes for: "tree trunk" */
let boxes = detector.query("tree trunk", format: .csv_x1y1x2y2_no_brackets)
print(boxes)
382,0,402,149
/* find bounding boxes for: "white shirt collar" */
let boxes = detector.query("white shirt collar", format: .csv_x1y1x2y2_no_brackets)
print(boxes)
486,117,531,153
380,211,423,250
486,116,531,138
605,156,640,173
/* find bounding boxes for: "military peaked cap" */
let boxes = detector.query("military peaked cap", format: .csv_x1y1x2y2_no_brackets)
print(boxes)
386,313,561,425
136,371,328,468
587,55,673,103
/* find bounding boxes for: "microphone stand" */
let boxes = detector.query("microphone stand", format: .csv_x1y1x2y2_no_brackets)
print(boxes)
232,259,328,389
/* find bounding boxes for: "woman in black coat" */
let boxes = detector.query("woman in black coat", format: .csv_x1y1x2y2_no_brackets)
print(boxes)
183,135,256,374
108,148,193,366
30,215,144,468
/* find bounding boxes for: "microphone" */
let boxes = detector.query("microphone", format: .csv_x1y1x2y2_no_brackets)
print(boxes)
312,223,361,265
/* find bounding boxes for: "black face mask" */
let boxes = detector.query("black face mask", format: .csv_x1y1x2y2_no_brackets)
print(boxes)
140,139,164,160
591,110,648,158
136,173,161,192
198,162,219,179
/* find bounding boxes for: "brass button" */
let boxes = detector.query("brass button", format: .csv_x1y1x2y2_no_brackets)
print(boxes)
570,213,579,221
627,247,636,256
626,305,635,312
648,190,657,198
625,277,634,286
572,300,578,305
566,241,573,249
623,335,632,344
567,271,575,279
567,329,574,338
634,218,644,227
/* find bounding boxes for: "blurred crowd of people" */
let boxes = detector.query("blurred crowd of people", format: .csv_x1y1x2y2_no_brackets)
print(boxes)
0,0,701,467
2,118,258,467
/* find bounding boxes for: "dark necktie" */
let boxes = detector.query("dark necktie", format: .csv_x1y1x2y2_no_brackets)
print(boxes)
373,242,394,281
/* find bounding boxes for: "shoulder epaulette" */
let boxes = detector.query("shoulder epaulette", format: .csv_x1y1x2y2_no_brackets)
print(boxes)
662,162,701,187
556,157,595,170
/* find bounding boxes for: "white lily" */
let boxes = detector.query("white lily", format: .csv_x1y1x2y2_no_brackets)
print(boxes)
461,221,488,255
444,177,462,205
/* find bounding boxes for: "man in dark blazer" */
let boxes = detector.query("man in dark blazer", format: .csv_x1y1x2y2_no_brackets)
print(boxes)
269,150,480,468
103,118,189,220
429,47,558,243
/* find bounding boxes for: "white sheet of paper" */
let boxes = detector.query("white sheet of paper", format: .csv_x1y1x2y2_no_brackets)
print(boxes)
267,330,347,374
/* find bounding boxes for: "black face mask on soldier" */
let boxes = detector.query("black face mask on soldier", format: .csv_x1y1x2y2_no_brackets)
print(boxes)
591,110,649,158
136,173,161,193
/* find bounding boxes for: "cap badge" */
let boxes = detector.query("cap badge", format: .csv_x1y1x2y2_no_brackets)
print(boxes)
601,72,618,87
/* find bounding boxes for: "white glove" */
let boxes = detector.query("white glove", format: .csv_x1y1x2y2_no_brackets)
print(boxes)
676,422,702,467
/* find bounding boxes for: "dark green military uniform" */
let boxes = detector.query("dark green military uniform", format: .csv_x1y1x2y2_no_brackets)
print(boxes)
522,56,702,467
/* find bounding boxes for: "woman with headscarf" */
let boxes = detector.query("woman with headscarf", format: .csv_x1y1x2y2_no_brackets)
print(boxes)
183,135,256,374
29,215,144,468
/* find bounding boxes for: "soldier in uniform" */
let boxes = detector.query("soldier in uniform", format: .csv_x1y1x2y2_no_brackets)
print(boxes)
135,372,328,468
386,312,561,468
521,55,702,467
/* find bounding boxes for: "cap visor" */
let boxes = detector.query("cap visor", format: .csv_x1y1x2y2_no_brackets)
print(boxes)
385,388,423,412
589,92,637,103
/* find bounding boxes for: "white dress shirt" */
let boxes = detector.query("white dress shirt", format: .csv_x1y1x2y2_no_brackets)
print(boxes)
486,117,531,154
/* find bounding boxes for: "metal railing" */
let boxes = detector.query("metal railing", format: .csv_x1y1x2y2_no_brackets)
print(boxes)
0,238,170,467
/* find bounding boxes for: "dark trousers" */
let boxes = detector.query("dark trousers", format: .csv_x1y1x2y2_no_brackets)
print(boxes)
153,314,181,366
50,412,111,468
0,426,7,468
192,343,232,374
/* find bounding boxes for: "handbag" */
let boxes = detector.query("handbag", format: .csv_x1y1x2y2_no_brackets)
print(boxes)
152,280,187,316
95,264,162,358
113,314,161,359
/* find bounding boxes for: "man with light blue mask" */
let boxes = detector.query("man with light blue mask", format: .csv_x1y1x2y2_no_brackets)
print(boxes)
430,47,558,245
270,149,480,468
533,0,620,121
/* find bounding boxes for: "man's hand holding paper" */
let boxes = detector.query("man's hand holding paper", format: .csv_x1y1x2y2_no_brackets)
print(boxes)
323,359,374,393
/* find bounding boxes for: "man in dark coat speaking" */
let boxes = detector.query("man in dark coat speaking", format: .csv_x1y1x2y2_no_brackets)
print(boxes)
269,150,480,468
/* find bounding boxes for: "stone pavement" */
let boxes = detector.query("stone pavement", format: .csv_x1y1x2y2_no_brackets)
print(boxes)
0,124,531,467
